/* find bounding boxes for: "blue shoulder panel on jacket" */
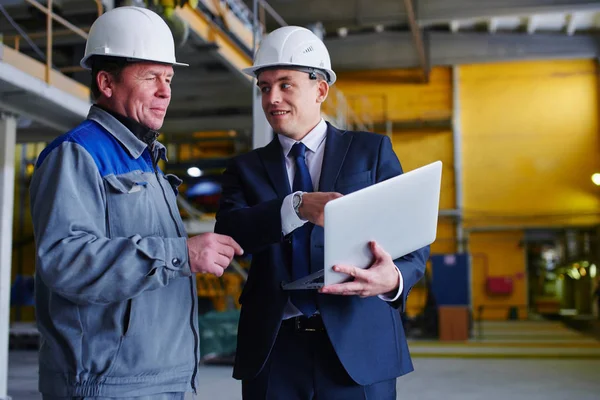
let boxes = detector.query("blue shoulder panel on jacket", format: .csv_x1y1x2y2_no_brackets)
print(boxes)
36,120,153,177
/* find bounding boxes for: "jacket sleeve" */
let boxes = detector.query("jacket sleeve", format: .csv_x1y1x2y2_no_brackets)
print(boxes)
30,141,191,306
376,135,429,312
214,157,285,254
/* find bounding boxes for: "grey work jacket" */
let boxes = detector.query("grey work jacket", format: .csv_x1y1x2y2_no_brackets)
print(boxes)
30,106,199,397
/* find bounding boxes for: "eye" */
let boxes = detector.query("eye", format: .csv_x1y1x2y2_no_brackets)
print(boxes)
260,86,270,93
281,83,291,89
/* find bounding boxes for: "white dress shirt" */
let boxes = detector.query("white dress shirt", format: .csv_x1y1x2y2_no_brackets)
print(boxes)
279,119,403,319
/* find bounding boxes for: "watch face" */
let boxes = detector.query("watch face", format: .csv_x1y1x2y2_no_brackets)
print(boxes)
293,194,300,208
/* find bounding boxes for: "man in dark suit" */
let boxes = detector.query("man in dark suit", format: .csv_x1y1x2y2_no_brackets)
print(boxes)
215,26,429,399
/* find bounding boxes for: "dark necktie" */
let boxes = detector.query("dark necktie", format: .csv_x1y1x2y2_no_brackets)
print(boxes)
290,142,317,316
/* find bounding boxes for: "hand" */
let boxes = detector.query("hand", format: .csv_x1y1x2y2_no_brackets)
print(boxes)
187,233,244,277
319,241,399,297
298,192,343,227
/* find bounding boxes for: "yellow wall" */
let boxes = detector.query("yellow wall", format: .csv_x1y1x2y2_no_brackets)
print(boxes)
460,60,600,228
337,60,600,320
336,68,451,122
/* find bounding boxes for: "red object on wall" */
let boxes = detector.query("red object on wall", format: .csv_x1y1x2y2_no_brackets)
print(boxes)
486,276,513,295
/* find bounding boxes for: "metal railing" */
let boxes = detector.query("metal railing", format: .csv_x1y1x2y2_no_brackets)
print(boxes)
2,0,94,84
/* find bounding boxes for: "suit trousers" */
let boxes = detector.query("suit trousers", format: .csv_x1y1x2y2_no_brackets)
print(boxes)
242,319,397,400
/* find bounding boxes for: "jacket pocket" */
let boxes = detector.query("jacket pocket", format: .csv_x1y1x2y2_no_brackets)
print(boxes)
335,169,372,193
103,173,160,237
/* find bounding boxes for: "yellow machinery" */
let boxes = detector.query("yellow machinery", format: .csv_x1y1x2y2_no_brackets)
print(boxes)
196,260,247,312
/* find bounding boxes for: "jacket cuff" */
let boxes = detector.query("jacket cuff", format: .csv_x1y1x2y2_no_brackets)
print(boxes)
378,267,404,302
164,237,192,276
281,191,308,236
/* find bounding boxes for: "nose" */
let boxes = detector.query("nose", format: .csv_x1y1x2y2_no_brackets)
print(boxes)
156,79,171,99
265,87,281,105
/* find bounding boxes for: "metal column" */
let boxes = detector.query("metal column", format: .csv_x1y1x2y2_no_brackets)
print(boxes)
452,66,465,253
251,0,273,149
252,85,273,149
0,114,16,400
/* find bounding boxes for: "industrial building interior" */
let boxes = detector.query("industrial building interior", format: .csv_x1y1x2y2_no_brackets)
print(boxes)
1,0,600,399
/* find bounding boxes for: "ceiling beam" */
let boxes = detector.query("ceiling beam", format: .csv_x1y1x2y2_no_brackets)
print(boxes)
325,31,600,71
431,32,600,65
326,32,418,71
402,0,429,82
417,0,600,26
242,0,408,30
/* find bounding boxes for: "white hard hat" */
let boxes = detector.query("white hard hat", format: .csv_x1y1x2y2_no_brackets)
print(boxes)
243,26,336,85
80,6,188,69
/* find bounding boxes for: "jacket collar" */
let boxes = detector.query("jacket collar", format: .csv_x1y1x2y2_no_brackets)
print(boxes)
258,121,352,195
87,105,167,161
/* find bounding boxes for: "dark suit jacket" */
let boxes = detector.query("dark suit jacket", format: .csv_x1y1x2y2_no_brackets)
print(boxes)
215,122,429,384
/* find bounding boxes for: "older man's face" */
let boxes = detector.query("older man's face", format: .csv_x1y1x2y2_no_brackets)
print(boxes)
109,62,173,130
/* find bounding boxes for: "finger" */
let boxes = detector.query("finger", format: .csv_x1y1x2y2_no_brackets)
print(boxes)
369,241,390,262
217,244,235,260
320,281,365,295
315,216,324,227
333,264,370,280
216,234,244,255
214,253,232,269
206,265,225,277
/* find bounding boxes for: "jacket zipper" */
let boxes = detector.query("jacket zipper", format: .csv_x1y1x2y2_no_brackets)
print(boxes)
151,150,199,393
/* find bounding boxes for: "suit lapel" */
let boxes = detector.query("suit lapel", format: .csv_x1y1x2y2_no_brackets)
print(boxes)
258,137,291,198
318,123,352,192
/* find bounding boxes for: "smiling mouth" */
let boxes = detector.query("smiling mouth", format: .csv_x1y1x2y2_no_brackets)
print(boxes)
270,111,289,116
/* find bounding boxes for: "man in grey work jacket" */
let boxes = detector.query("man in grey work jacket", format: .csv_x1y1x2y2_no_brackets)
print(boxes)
29,7,243,399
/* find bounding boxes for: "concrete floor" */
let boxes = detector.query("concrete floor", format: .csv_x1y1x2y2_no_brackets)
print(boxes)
7,350,600,400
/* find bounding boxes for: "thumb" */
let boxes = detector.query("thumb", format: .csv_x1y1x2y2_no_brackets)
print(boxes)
370,241,386,261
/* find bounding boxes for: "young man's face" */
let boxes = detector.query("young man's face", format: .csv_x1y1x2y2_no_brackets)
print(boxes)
97,62,174,130
257,69,329,141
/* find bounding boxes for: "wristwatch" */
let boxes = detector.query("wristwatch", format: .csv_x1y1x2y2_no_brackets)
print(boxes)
292,192,304,218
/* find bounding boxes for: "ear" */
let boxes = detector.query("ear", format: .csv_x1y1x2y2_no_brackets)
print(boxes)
96,71,114,98
316,80,329,103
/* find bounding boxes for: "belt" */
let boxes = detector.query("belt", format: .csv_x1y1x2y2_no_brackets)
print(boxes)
281,315,326,333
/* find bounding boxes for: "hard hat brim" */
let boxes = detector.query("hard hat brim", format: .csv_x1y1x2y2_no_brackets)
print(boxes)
80,54,189,70
243,63,336,85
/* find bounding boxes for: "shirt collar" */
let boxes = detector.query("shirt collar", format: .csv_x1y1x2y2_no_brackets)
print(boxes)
87,105,167,161
278,118,327,157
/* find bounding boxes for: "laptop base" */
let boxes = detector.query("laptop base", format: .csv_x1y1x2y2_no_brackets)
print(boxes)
281,269,325,290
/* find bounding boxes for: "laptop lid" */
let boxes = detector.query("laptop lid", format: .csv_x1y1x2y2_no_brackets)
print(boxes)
323,160,442,286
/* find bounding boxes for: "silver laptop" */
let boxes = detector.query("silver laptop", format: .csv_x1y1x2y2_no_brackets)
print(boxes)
282,160,442,290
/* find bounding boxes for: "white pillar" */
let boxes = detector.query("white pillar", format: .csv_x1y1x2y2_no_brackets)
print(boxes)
252,85,273,149
0,114,16,400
